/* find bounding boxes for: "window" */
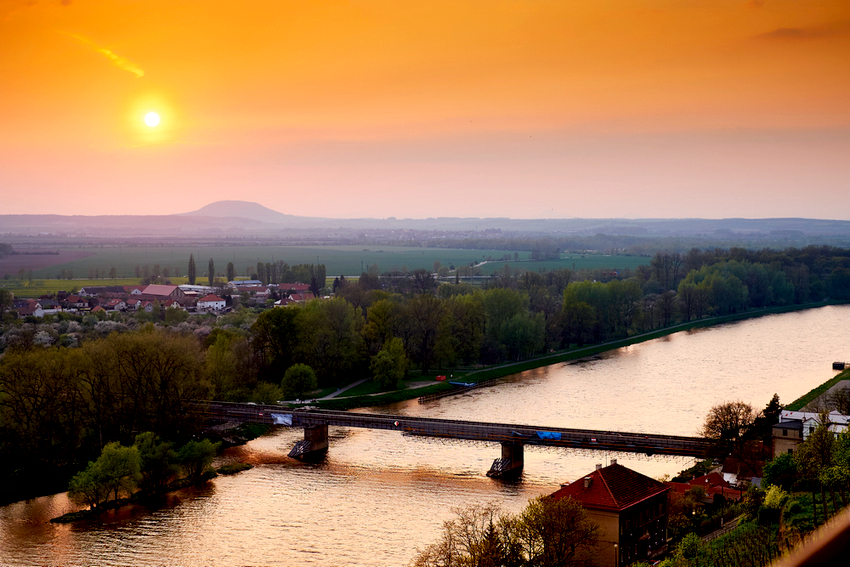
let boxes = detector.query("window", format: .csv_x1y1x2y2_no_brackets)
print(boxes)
782,428,788,436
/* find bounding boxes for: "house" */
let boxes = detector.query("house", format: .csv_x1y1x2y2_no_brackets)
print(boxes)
288,292,315,303
279,282,311,295
772,410,850,457
139,301,154,313
197,293,226,311
91,305,106,315
63,295,89,309
666,471,743,503
17,300,44,318
78,286,126,297
126,298,141,311
124,285,146,295
549,462,670,567
104,299,127,311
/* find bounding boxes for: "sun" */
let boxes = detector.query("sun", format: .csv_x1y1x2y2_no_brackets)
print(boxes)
144,112,160,127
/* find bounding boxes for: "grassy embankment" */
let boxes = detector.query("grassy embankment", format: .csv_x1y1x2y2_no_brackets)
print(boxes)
317,301,845,410
785,366,850,411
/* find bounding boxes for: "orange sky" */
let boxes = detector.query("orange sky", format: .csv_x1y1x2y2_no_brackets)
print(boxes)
1,0,848,219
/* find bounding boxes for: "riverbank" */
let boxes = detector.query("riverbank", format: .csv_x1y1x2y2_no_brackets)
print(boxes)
316,301,845,411
786,366,850,411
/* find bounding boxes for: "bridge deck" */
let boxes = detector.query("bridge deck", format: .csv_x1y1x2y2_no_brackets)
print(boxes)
193,401,723,459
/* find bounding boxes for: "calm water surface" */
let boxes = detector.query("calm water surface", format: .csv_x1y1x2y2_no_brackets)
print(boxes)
1,306,847,566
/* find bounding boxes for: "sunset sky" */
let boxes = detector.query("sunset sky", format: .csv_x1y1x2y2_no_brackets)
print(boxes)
1,0,848,220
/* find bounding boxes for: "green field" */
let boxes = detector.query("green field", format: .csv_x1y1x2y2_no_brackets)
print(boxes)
475,254,649,275
16,245,649,281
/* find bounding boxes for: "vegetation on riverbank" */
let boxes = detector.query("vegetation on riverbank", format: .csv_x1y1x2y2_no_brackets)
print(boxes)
317,300,843,410
785,367,850,411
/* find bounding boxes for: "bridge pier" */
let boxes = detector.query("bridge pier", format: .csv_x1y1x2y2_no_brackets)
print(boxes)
487,441,524,479
288,424,329,461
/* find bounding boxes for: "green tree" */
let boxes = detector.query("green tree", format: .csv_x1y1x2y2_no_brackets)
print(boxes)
281,363,318,399
370,337,409,389
226,262,235,282
0,289,12,321
252,306,302,381
109,267,117,280
188,254,196,285
68,441,141,508
178,439,219,481
763,452,798,491
208,258,215,286
134,432,178,494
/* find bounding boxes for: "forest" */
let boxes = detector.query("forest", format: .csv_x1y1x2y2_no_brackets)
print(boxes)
1,245,849,504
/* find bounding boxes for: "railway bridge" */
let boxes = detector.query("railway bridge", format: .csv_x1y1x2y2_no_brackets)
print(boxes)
193,401,724,478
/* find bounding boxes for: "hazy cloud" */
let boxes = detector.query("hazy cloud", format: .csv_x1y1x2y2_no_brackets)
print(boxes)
757,21,850,40
66,33,144,77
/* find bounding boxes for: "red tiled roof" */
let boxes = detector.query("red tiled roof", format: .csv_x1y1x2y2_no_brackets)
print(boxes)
550,463,669,512
688,472,730,489
199,294,224,302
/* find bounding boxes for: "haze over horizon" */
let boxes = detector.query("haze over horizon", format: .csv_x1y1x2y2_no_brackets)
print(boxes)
1,1,848,220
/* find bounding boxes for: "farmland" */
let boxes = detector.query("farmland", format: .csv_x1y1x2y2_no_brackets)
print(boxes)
2,245,649,281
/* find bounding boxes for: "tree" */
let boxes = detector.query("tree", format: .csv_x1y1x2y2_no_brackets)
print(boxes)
68,441,141,509
370,337,409,389
226,262,235,283
134,432,178,494
412,497,598,567
208,258,215,286
701,400,756,455
188,254,196,285
281,363,318,399
0,289,12,321
109,267,117,280
763,452,797,491
178,439,219,481
514,495,599,567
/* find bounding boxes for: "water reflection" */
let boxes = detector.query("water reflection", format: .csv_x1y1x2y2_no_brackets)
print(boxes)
0,306,847,566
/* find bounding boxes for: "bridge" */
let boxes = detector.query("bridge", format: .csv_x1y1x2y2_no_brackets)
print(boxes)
193,401,724,478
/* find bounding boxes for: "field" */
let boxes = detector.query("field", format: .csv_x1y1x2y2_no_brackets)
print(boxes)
1,245,650,298
475,254,649,275
3,245,649,280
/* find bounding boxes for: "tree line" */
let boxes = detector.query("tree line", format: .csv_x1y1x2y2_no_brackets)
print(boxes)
1,245,848,504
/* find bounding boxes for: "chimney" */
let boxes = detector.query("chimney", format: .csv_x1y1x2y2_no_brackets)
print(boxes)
611,459,617,465
584,476,593,488
596,463,602,470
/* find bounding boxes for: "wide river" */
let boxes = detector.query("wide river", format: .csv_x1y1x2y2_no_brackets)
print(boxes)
1,305,848,566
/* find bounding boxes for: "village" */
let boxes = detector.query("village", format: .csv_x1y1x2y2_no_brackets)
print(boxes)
10,281,316,319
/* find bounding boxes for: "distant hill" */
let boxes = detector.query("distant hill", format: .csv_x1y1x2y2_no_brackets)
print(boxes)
180,201,294,224
1,201,850,245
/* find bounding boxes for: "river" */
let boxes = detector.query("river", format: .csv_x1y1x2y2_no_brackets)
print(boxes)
1,305,847,566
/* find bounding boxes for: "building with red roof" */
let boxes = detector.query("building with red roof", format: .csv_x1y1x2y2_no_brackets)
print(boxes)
550,461,670,567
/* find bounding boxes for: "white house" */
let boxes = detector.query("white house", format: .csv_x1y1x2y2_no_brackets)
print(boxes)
197,294,226,311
